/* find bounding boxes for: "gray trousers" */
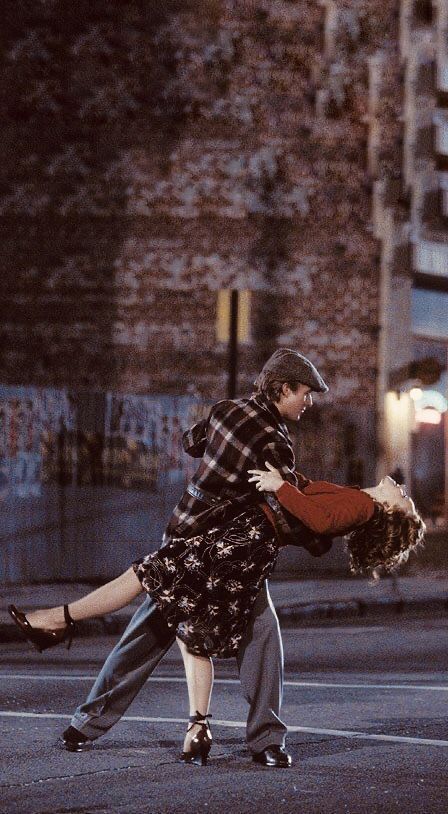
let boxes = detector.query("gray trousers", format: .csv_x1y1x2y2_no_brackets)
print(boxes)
71,581,286,753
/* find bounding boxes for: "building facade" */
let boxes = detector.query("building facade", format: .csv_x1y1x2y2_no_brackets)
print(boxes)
0,0,446,581
371,0,448,526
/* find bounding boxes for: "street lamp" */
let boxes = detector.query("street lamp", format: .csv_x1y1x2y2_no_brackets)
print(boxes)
216,289,251,399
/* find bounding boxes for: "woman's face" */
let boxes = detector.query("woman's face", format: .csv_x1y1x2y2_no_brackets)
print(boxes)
376,476,416,515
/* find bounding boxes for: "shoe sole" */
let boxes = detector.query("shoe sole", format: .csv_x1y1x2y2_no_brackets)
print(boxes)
59,739,90,753
252,761,291,768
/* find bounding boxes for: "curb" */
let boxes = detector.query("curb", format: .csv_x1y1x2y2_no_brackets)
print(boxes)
277,596,448,624
1,597,447,644
0,614,129,645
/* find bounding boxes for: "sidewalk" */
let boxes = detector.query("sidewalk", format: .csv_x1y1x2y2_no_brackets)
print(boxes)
1,574,447,642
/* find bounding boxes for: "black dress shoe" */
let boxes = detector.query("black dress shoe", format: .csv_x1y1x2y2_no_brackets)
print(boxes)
60,726,90,752
252,745,292,768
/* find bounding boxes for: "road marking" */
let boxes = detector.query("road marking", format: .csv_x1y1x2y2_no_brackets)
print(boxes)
286,680,448,692
0,710,447,748
1,674,448,692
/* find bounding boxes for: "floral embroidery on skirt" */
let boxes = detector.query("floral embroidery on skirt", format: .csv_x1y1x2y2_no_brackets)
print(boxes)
133,507,278,658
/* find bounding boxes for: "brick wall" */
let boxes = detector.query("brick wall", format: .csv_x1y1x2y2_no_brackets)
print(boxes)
0,0,403,487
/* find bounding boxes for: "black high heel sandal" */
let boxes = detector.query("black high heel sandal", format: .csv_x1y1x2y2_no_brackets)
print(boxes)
7,603,77,653
180,711,213,766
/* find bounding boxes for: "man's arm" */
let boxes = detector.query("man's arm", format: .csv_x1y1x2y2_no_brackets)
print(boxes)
259,438,298,486
248,462,334,557
182,418,208,458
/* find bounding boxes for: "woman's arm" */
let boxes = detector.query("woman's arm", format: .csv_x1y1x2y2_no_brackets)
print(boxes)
248,463,374,535
275,481,374,534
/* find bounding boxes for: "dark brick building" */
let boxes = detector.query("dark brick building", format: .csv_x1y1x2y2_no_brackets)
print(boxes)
0,0,446,581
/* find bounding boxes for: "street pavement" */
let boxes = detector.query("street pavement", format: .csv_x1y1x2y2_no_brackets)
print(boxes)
1,619,448,813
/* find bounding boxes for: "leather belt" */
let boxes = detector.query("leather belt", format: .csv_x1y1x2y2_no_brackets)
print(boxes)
187,482,254,508
186,483,219,505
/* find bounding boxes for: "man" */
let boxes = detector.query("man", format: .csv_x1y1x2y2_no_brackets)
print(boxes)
62,348,328,768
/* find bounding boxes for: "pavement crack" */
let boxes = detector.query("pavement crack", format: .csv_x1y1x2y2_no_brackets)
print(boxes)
0,762,154,790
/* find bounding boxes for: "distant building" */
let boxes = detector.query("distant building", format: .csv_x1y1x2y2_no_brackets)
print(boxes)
371,0,447,524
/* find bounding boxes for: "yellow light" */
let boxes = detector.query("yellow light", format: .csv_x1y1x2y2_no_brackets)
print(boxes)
409,387,423,401
216,290,251,343
238,290,251,343
415,408,442,425
216,289,231,343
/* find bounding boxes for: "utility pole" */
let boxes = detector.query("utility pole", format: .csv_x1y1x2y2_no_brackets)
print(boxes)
216,288,250,399
227,289,239,399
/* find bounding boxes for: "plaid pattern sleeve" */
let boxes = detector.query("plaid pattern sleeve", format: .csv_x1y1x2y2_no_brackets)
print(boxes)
182,418,209,458
164,394,298,543
259,439,297,485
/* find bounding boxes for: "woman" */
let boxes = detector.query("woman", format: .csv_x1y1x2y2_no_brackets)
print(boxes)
8,466,425,765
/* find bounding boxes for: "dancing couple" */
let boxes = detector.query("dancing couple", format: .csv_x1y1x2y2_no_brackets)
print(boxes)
8,349,425,768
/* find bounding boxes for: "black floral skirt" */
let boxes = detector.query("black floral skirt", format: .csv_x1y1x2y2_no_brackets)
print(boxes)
133,506,278,658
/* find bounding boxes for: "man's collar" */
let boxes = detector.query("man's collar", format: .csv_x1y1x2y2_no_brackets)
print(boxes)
252,392,285,427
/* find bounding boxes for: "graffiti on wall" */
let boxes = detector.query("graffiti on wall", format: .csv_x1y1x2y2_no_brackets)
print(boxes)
0,386,209,497
103,394,209,490
0,388,76,498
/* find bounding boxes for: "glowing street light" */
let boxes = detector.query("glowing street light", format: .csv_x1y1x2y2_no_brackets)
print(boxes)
415,408,442,425
409,387,423,401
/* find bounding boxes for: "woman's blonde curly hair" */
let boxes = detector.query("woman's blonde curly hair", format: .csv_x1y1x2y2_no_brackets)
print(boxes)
345,501,426,574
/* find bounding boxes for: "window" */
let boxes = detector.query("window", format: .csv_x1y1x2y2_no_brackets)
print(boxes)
436,119,448,155
412,289,448,338
439,63,448,93
413,0,433,24
414,240,448,276
440,172,448,216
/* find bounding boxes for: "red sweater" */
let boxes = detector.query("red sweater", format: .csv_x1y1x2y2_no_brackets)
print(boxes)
263,479,374,536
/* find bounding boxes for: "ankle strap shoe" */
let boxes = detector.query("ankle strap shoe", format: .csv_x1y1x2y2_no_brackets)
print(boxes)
8,604,77,653
180,710,213,766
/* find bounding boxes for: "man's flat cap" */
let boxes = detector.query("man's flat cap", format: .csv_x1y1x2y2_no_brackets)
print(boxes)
260,348,328,393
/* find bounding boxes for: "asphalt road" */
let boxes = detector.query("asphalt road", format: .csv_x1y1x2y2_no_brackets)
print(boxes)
1,618,448,814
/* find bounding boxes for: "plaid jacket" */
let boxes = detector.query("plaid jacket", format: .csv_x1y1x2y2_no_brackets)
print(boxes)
164,393,332,557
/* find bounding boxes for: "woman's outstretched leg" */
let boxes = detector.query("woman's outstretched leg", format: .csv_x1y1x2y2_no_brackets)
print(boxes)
24,566,143,630
177,637,214,753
